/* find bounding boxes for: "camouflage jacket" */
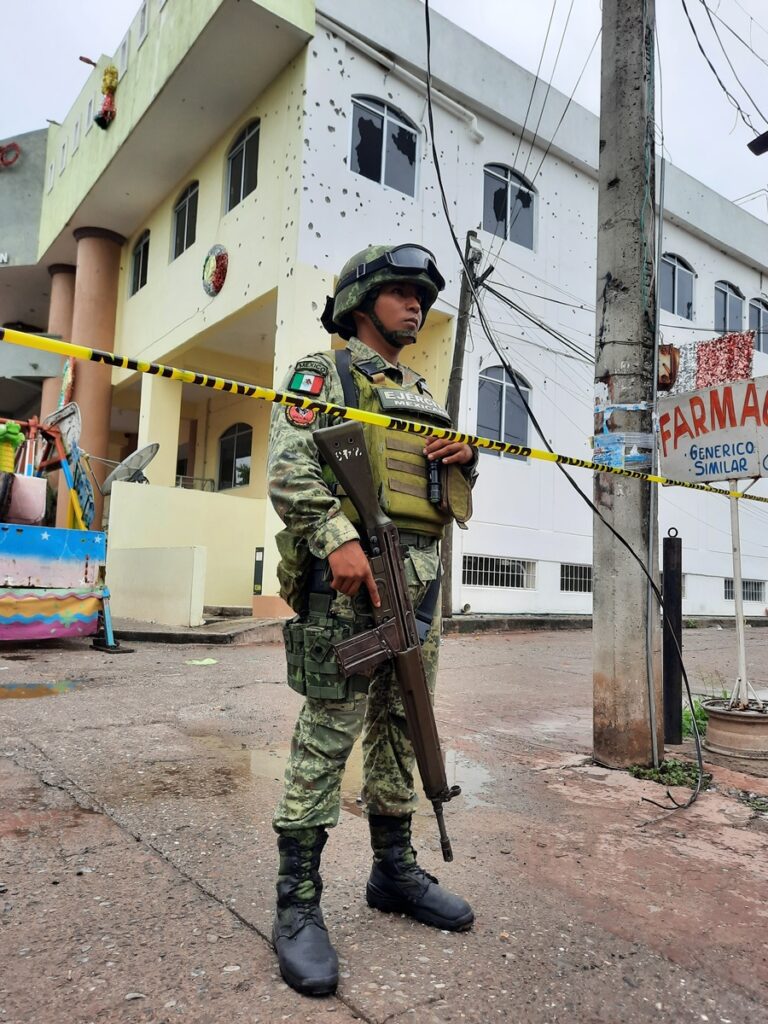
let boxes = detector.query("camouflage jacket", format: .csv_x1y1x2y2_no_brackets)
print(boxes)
267,336,477,559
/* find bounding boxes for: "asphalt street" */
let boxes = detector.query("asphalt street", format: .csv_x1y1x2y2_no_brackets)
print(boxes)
1,627,767,1023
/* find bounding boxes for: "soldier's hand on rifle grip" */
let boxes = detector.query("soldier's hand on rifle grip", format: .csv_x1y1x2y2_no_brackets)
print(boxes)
327,540,381,607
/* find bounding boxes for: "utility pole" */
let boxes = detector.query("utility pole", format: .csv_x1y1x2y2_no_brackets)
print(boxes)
593,0,662,767
442,230,482,618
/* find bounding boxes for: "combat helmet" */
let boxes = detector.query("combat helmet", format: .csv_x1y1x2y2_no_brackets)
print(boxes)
321,243,445,340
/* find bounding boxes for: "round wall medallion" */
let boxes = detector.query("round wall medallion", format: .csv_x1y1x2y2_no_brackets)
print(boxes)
202,245,229,296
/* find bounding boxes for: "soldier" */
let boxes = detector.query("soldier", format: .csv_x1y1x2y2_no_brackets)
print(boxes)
267,244,478,997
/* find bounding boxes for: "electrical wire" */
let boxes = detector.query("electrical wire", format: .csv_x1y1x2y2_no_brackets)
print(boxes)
679,0,759,132
699,0,768,73
423,0,705,810
699,0,768,124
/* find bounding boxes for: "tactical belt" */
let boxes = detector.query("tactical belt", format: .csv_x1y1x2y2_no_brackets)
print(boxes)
308,555,441,644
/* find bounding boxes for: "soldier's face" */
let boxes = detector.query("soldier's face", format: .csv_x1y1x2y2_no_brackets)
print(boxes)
372,283,423,342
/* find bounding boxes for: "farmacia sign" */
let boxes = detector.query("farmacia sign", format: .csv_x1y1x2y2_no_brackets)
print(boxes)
657,375,768,483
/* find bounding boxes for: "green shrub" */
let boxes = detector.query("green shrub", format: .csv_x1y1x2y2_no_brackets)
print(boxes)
682,699,708,738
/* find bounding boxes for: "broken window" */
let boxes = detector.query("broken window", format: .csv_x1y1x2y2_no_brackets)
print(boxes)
350,97,418,197
483,164,535,251
476,365,530,459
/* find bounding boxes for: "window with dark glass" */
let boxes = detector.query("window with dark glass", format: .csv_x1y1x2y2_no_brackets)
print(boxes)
660,254,694,319
217,422,252,490
130,230,150,295
350,97,418,197
714,281,743,334
483,164,535,250
226,121,260,212
477,365,529,458
749,299,768,353
172,182,198,259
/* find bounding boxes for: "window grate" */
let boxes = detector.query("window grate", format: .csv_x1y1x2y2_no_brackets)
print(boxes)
560,563,592,593
724,578,765,603
462,555,536,590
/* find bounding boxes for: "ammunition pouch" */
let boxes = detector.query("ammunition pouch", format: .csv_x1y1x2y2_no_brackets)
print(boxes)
282,593,372,701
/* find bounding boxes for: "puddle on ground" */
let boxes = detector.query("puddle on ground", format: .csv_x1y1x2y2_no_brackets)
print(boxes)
0,679,86,700
186,729,492,814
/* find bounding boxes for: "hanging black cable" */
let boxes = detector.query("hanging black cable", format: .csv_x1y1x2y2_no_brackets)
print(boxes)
423,0,705,811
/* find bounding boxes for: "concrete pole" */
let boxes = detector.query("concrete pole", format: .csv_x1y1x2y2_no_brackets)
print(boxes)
441,230,482,618
593,0,662,767
728,484,750,708
68,227,125,528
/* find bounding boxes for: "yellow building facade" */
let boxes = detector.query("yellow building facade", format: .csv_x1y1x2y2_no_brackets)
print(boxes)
33,0,455,622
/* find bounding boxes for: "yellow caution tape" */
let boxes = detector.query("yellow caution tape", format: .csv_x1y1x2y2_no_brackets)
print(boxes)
3,326,768,505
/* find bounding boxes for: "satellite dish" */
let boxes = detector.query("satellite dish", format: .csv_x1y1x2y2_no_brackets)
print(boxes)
102,444,160,495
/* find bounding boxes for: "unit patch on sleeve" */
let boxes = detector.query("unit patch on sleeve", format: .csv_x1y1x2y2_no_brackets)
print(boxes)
288,359,328,396
286,405,317,428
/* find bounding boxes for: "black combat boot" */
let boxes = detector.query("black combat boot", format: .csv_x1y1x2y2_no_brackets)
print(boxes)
366,814,474,931
272,828,339,996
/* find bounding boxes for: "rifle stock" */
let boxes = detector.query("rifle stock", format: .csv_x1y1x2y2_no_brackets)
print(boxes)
314,421,460,861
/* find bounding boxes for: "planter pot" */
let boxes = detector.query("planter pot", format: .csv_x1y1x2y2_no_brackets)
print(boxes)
702,698,768,760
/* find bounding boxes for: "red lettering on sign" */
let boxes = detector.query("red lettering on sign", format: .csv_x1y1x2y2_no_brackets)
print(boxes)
740,381,761,426
710,387,736,431
689,396,708,437
673,406,694,448
659,412,672,457
763,389,768,426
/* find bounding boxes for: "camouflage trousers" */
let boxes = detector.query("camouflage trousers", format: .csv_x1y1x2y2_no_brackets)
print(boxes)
273,546,440,832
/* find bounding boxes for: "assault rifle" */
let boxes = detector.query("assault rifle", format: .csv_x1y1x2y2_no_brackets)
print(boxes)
313,421,461,862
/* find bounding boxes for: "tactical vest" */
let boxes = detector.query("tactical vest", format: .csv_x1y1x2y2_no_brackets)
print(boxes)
325,352,472,537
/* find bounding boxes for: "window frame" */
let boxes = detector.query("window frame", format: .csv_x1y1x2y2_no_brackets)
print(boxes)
225,120,260,213
724,577,765,603
138,0,149,45
130,229,150,296
482,163,536,251
476,364,530,458
217,422,253,491
349,95,420,198
72,117,81,154
86,97,94,134
749,298,768,353
171,181,199,260
660,253,694,320
714,280,744,334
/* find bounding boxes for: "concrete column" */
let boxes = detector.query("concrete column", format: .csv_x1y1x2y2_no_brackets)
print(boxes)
68,227,125,526
40,264,76,422
137,373,182,486
254,264,333,618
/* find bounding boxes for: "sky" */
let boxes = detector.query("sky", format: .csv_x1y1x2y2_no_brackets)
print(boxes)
2,0,767,219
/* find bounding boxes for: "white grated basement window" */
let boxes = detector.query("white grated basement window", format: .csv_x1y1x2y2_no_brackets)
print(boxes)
724,578,765,602
560,563,592,593
463,555,536,590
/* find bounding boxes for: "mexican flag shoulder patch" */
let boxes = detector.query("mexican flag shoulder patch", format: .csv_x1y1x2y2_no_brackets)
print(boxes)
288,359,328,396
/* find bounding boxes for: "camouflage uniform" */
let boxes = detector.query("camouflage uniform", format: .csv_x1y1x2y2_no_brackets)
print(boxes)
269,336,444,831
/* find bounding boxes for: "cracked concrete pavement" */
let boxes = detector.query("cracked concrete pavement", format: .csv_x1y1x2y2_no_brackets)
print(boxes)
1,627,767,1023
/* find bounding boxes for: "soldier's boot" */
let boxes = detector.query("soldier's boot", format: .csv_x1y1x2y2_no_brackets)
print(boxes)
272,828,339,997
365,814,474,931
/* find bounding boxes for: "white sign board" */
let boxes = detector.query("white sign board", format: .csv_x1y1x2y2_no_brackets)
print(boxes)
657,375,768,483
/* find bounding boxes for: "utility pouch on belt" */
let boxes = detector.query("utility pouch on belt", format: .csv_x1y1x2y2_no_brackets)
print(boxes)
282,593,371,700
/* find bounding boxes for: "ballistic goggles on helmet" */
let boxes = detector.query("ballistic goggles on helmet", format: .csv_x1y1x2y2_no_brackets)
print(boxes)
335,244,446,295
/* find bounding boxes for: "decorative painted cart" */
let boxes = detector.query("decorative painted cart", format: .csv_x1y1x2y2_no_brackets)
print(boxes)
0,407,118,649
